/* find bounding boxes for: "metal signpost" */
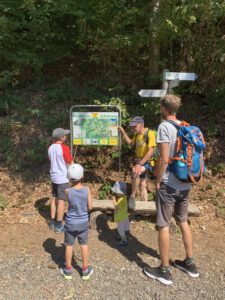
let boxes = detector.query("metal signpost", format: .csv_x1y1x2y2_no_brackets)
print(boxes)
70,105,122,178
139,69,198,98
165,72,198,81
138,89,166,98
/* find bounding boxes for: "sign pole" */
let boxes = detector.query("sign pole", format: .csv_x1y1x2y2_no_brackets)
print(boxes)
162,69,169,93
139,70,198,99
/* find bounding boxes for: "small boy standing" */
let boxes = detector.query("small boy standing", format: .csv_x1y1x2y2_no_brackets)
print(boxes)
60,163,93,281
48,128,73,233
111,181,130,246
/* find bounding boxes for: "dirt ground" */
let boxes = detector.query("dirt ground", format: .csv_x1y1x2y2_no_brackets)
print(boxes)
0,170,225,300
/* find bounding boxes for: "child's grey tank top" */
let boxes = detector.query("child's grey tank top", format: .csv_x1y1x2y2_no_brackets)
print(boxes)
66,187,89,225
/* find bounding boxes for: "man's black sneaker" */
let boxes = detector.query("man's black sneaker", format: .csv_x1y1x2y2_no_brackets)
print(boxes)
174,258,199,278
143,266,172,285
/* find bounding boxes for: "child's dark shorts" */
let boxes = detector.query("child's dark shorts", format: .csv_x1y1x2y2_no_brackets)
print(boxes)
156,182,190,227
64,222,89,246
51,182,69,200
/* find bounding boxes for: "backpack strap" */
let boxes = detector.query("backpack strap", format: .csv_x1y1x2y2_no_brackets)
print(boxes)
165,120,183,155
166,120,190,128
134,128,149,147
143,128,150,145
166,120,180,128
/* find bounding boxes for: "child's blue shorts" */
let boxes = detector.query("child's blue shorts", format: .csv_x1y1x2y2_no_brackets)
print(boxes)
64,222,89,246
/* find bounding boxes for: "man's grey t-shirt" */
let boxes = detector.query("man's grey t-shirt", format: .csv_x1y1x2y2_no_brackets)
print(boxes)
156,120,192,191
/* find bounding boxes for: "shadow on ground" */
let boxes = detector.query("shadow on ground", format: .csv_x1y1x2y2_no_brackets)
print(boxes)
42,238,83,276
43,238,65,267
34,197,50,226
96,214,160,270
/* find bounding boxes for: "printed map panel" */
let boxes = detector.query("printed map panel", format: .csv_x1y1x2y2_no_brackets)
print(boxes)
72,112,119,146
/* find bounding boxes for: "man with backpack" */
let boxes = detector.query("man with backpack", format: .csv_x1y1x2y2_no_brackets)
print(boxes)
144,94,201,285
119,116,156,209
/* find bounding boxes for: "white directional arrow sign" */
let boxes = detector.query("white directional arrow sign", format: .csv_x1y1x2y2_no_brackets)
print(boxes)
165,72,198,81
138,89,166,98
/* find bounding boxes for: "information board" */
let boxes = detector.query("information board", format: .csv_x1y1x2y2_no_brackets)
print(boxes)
72,112,119,146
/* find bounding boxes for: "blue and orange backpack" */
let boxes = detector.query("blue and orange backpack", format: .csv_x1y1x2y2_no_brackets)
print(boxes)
167,120,206,183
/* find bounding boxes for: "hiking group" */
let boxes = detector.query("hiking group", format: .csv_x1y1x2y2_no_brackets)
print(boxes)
48,94,205,285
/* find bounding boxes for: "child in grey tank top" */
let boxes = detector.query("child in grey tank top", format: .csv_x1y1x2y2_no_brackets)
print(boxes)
59,164,93,281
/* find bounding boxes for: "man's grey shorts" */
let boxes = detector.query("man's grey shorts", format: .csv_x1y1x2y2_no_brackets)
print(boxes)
64,222,89,246
51,182,69,201
156,182,190,227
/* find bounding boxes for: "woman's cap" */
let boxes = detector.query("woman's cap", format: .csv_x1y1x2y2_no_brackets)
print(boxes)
111,181,127,195
67,164,84,181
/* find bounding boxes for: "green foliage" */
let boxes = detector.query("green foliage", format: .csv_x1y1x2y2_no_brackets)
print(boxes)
0,0,224,95
0,194,8,210
21,138,49,168
206,86,225,114
212,163,225,176
147,192,155,201
111,151,120,159
0,0,225,174
99,183,112,200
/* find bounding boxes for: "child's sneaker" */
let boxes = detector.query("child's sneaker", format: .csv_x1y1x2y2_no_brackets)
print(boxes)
54,224,64,233
49,219,55,230
60,267,72,280
82,266,93,281
174,258,199,278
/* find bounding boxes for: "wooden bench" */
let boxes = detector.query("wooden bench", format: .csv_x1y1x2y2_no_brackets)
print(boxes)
92,199,200,216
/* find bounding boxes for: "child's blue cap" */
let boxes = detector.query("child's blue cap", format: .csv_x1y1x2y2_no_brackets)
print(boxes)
111,181,127,195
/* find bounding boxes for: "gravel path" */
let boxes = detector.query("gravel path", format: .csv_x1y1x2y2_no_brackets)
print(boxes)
0,211,225,300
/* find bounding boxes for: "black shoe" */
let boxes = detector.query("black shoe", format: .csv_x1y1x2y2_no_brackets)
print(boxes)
143,266,172,285
174,259,199,278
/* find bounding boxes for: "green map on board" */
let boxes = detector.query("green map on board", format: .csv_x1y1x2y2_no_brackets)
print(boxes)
72,112,119,146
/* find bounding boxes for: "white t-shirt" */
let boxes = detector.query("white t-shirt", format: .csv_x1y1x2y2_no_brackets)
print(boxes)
157,120,192,191
48,143,73,184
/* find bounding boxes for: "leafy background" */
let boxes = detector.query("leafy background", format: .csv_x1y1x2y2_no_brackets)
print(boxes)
0,0,225,172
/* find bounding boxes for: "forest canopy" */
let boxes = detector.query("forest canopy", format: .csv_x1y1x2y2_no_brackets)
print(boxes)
0,0,224,93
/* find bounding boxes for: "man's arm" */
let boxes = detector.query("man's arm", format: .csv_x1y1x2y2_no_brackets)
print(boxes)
134,146,155,175
119,127,133,146
156,142,170,189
